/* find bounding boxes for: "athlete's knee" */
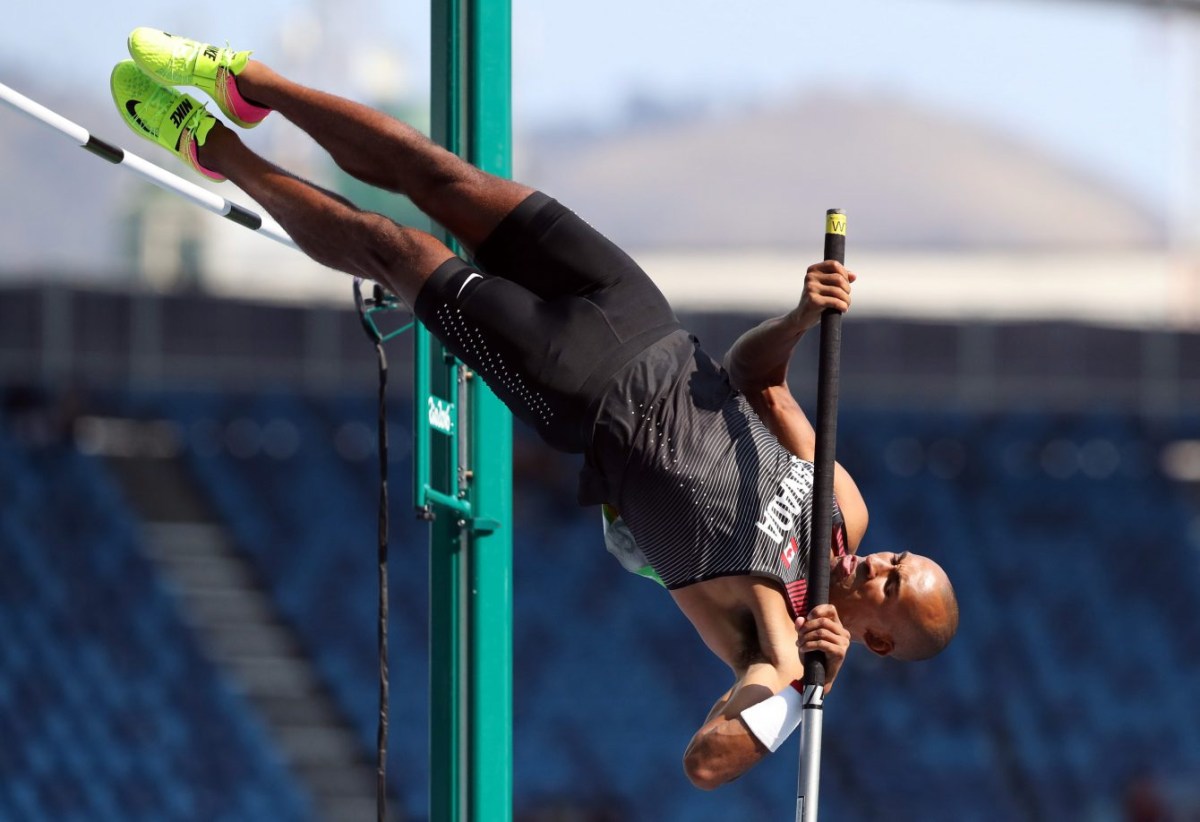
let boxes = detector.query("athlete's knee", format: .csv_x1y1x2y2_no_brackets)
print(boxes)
348,210,405,268
349,212,444,291
353,208,421,251
419,172,536,250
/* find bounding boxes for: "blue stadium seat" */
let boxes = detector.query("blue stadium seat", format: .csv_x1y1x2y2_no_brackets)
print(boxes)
9,394,1193,820
0,421,314,822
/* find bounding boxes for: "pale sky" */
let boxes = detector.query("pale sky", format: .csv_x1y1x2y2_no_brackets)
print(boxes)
1,0,1194,218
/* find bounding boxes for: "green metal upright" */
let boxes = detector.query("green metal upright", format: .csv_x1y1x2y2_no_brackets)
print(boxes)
422,2,513,820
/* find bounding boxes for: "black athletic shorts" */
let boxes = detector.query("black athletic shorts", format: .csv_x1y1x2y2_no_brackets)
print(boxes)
413,192,680,453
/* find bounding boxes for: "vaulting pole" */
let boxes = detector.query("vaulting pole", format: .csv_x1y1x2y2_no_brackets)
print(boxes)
795,208,846,822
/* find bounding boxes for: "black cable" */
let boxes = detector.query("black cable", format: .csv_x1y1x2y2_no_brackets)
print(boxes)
355,279,396,822
373,339,390,822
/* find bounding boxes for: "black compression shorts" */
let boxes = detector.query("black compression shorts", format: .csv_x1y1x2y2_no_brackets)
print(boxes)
413,192,680,453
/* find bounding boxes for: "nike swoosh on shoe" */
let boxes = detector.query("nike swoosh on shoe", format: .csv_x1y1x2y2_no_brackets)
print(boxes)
125,99,155,136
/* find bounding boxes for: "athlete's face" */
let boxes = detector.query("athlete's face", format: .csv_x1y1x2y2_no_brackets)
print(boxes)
827,551,951,657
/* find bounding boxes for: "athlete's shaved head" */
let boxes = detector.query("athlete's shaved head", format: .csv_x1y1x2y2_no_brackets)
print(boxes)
828,551,958,660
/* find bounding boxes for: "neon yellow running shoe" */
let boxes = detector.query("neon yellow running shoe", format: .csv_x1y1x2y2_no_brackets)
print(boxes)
127,27,271,129
110,60,224,181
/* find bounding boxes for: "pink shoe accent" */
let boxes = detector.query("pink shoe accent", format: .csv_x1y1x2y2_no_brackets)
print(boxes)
186,138,225,182
222,72,271,124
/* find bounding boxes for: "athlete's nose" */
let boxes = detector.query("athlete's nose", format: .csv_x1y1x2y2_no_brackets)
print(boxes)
863,554,887,579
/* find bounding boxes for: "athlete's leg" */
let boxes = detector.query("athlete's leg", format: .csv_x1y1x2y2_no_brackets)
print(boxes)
125,30,646,301
112,51,628,439
232,62,662,307
198,123,455,308
194,121,615,452
126,27,531,250
232,61,533,252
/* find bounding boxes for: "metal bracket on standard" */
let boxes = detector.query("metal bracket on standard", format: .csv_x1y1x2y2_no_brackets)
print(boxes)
468,517,502,536
417,490,502,535
423,487,473,520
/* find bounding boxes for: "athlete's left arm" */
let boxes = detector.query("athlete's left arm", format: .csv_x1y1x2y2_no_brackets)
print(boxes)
682,664,784,790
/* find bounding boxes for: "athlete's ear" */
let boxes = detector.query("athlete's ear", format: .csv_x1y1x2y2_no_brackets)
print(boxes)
863,629,894,657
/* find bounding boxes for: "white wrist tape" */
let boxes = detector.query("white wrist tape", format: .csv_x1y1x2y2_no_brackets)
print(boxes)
740,681,804,753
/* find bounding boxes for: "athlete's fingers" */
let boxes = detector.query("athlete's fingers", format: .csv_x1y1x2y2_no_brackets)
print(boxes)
811,283,852,306
800,619,848,637
797,611,840,632
803,641,848,657
801,628,849,648
802,639,848,656
799,628,848,647
808,260,850,278
798,615,851,654
811,285,849,312
803,612,849,633
799,615,839,631
798,264,855,328
806,267,853,289
806,294,851,314
798,632,848,650
799,637,834,654
805,277,854,311
808,279,851,296
801,604,851,694
808,267,856,292
805,604,843,623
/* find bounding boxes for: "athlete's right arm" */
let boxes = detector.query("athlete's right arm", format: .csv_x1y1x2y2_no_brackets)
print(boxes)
724,263,868,550
722,261,854,394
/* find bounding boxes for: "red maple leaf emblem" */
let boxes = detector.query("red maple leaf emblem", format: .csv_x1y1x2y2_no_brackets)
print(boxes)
781,537,798,569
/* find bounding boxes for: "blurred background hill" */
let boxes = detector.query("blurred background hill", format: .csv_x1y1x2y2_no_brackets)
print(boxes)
520,92,1166,252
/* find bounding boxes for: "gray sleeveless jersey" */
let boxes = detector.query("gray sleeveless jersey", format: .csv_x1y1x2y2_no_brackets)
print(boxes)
580,330,841,608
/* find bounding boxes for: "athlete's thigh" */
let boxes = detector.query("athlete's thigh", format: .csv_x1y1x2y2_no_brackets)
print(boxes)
472,192,678,341
413,256,620,452
471,192,643,299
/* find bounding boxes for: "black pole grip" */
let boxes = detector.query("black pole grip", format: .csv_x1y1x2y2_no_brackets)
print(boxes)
803,209,846,689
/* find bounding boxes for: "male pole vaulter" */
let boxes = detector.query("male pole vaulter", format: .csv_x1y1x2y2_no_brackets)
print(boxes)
110,28,958,787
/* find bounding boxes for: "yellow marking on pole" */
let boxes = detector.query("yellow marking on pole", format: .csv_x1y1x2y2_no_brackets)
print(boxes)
826,212,846,236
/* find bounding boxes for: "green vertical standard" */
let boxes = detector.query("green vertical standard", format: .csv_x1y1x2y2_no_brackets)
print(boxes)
428,1,514,821
462,4,514,822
